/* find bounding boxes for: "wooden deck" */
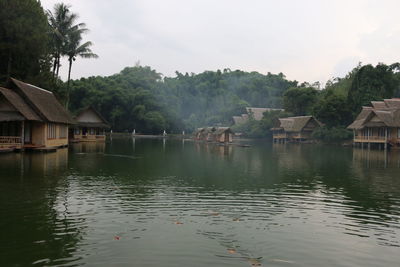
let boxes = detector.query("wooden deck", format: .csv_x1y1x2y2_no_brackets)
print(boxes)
354,136,387,143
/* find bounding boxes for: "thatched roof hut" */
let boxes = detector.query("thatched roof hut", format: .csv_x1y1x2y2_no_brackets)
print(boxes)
348,99,400,130
271,116,322,142
0,87,41,122
194,126,233,143
74,106,110,128
0,78,74,150
347,99,400,148
273,116,322,133
8,78,74,124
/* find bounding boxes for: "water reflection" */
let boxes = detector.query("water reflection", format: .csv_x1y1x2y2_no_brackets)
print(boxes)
0,140,400,266
0,149,86,267
0,148,68,177
70,142,106,154
352,148,400,168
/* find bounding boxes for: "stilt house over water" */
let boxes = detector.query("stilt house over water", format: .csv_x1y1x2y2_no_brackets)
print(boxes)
70,107,110,142
347,98,400,149
194,127,233,143
0,78,74,151
271,116,322,142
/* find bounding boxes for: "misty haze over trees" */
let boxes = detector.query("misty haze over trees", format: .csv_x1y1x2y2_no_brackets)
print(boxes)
1,0,400,138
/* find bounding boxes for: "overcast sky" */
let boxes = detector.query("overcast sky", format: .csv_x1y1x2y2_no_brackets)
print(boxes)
41,0,400,84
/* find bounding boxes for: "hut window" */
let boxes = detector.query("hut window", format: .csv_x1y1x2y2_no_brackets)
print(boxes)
0,122,21,136
398,128,400,138
90,128,95,135
378,128,385,137
74,128,80,135
362,129,366,137
47,123,56,139
59,125,67,138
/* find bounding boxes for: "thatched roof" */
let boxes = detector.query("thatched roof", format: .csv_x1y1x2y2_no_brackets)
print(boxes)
194,127,215,135
74,106,110,128
215,127,233,135
369,99,400,110
274,116,322,132
75,122,110,128
0,87,42,121
233,107,284,125
10,78,74,124
233,116,246,125
0,111,25,122
348,99,400,130
246,107,284,120
384,99,400,109
195,126,232,135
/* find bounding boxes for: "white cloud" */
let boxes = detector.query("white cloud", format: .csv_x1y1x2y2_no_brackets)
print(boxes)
41,0,400,83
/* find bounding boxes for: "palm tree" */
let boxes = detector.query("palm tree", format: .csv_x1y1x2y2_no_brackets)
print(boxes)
47,3,85,81
65,29,98,109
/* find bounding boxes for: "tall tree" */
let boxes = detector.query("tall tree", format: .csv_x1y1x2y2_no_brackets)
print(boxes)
313,91,352,127
47,3,84,82
65,28,98,109
0,0,50,85
283,86,318,115
347,63,399,116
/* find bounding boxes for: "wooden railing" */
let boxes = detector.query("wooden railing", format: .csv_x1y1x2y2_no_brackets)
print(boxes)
0,136,22,144
96,135,105,139
355,136,386,140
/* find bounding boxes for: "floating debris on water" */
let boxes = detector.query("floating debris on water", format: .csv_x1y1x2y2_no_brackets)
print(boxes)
248,257,262,266
102,154,141,160
270,259,295,264
227,248,236,254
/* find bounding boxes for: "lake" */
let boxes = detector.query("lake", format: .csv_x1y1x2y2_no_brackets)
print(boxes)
0,137,400,267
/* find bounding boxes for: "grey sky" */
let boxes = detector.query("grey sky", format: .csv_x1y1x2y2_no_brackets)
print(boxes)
41,0,400,84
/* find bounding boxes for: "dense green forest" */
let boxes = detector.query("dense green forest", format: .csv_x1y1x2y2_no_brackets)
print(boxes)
67,66,296,133
1,0,400,139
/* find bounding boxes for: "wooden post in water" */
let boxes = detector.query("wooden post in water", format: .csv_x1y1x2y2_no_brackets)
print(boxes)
367,127,371,149
384,127,388,151
21,121,25,149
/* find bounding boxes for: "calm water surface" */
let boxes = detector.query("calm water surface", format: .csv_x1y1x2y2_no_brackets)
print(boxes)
1,138,400,267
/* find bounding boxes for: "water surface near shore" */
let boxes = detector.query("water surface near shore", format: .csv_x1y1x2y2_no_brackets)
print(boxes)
0,138,400,266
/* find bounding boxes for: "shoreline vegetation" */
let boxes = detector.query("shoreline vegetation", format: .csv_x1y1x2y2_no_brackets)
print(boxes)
1,1,400,144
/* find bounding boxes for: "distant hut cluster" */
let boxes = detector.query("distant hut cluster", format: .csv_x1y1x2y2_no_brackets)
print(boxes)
0,78,110,152
194,127,233,143
233,107,284,125
347,98,400,149
271,116,322,143
69,107,110,142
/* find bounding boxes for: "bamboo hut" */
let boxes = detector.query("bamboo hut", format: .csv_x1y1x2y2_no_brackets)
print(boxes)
214,127,233,143
193,127,233,143
0,78,74,151
271,116,322,143
70,107,110,142
347,99,400,149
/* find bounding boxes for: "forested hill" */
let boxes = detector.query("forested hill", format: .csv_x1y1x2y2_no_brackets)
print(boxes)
68,66,297,133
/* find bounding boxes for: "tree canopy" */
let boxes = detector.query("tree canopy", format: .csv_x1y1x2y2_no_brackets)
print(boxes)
67,66,296,133
0,0,51,86
1,2,400,139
